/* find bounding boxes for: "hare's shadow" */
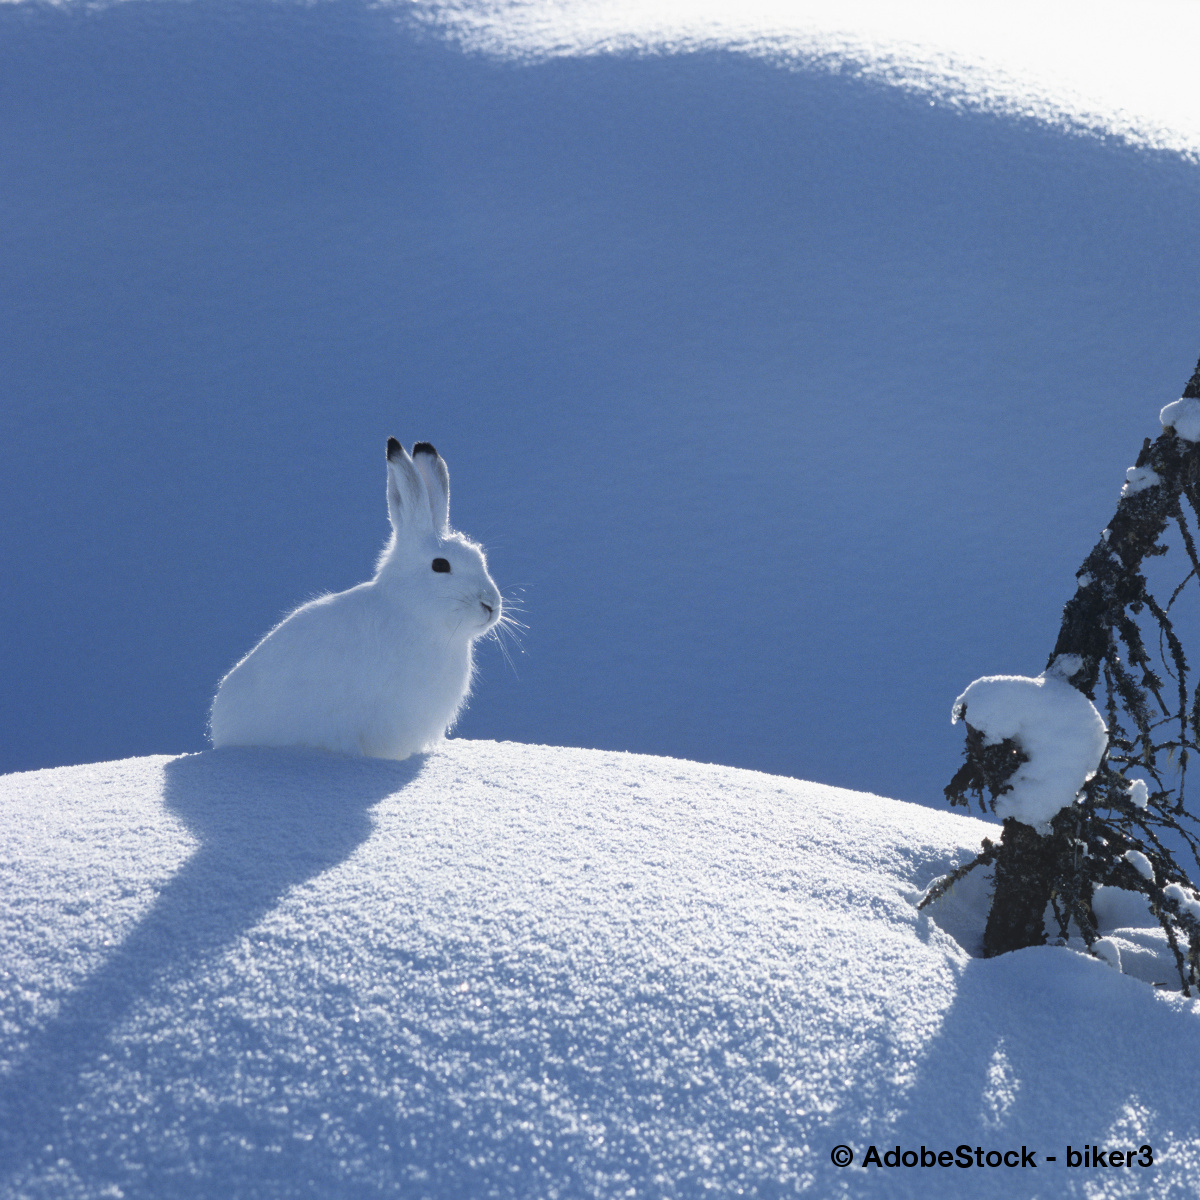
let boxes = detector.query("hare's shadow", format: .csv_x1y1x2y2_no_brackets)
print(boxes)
0,748,421,1179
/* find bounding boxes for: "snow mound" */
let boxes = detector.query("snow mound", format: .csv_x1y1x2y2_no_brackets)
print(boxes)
2,742,1199,1197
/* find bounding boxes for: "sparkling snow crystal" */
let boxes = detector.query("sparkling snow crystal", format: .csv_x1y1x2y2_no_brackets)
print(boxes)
951,673,1107,827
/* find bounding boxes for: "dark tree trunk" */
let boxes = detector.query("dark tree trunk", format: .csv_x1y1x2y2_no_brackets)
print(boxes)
983,819,1058,956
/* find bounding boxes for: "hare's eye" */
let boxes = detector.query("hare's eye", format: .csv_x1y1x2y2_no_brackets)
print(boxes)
432,558,451,573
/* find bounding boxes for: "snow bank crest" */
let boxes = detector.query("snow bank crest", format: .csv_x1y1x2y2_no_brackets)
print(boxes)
409,0,1200,159
951,672,1107,828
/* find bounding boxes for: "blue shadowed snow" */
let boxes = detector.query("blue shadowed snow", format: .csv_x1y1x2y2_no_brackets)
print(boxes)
3,1,1200,802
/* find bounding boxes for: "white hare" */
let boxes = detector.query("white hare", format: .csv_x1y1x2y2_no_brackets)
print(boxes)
210,439,501,759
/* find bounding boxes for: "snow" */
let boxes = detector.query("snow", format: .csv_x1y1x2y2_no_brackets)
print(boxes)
412,0,1200,158
1093,884,1155,930
1130,778,1150,810
1122,464,1161,496
3,739,1200,1197
1163,883,1200,923
1160,396,1200,442
1046,652,1084,681
1125,848,1155,881
1092,937,1122,972
7,6,1200,1192
6,1,1200,808
951,674,1107,828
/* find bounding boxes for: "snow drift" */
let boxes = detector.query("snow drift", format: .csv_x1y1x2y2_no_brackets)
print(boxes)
2,741,1199,1197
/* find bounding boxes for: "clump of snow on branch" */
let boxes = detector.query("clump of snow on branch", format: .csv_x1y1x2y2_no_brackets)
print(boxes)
1047,652,1084,681
1160,397,1200,443
1163,883,1200,922
1122,465,1161,496
1128,778,1149,810
1124,849,1155,881
951,673,1107,827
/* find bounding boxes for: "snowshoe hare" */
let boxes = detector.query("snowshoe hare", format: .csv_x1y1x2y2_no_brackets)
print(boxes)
210,439,501,759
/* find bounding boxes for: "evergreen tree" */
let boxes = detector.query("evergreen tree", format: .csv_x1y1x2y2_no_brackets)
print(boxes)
922,356,1200,992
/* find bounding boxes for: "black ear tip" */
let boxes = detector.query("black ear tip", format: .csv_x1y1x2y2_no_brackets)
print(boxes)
412,441,439,459
386,436,403,461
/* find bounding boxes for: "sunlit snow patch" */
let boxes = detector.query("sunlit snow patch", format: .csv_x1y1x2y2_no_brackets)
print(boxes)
408,0,1200,158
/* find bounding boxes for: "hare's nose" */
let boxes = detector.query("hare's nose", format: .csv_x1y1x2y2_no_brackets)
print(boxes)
481,602,494,616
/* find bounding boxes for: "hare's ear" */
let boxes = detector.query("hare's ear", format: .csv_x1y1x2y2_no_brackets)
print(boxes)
386,438,433,536
411,442,450,532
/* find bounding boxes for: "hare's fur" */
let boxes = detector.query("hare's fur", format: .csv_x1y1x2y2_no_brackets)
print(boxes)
209,440,500,759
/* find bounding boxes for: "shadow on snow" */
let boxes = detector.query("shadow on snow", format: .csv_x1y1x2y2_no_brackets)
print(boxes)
0,748,421,1188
